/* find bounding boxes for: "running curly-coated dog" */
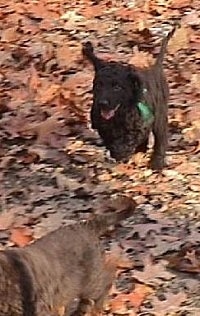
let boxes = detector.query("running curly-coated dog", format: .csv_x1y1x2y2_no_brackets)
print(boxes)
82,27,176,170
0,197,136,316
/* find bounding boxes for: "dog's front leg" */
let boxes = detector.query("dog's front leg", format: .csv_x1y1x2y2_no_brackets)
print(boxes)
90,104,99,130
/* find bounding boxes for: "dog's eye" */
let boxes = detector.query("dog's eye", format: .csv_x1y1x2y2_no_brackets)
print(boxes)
113,85,122,91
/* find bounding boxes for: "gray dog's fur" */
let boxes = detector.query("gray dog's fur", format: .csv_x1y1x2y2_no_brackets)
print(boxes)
0,199,135,316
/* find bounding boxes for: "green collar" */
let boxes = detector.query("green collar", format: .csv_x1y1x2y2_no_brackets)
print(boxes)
137,101,153,122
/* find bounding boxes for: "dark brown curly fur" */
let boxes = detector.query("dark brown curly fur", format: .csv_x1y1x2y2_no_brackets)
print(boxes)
0,199,135,316
82,27,176,170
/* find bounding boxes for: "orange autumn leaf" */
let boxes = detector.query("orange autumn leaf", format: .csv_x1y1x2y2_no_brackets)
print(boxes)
108,243,134,270
110,294,128,314
170,0,192,8
36,83,60,104
26,1,59,19
168,26,190,54
113,164,135,177
129,46,154,68
116,255,133,270
10,227,33,247
56,44,81,69
28,64,41,92
127,184,149,195
63,72,92,91
81,4,104,19
115,8,135,21
126,284,153,308
110,284,153,313
1,27,20,42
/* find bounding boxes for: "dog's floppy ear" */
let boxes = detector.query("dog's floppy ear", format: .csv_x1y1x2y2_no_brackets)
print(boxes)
82,41,105,71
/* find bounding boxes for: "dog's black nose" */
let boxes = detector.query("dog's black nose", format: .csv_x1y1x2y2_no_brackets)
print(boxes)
98,100,109,108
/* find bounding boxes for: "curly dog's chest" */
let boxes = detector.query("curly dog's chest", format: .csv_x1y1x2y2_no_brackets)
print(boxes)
95,108,153,161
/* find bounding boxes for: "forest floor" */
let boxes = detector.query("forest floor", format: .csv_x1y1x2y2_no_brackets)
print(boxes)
0,0,200,314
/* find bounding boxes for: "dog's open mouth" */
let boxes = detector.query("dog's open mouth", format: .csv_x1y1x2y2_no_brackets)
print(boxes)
101,104,120,120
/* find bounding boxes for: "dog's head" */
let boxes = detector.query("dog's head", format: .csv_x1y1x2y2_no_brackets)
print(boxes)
82,42,142,121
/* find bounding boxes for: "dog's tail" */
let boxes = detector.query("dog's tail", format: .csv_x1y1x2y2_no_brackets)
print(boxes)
86,196,137,236
155,25,177,66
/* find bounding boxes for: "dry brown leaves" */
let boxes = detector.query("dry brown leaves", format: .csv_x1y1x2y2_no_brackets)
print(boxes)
0,0,200,314
10,227,33,247
110,284,153,314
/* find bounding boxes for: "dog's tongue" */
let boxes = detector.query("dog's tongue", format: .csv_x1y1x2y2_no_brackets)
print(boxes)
101,110,115,120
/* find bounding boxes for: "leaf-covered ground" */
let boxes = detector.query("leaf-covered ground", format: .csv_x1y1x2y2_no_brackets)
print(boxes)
0,0,200,314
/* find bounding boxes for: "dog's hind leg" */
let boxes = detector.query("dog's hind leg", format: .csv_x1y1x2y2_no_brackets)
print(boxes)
150,113,168,170
69,298,93,316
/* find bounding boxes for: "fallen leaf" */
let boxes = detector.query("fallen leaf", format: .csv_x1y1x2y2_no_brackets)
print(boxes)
98,173,112,181
55,173,81,191
29,145,69,162
37,83,60,104
0,156,15,170
66,140,84,153
129,46,154,68
109,243,134,269
112,164,135,177
190,73,200,93
61,10,85,21
165,243,200,273
110,284,153,313
28,64,41,92
182,12,200,26
10,227,33,247
162,169,179,178
20,113,64,143
170,0,192,8
81,4,105,19
56,44,81,69
126,184,149,195
168,26,190,54
130,223,162,239
1,27,20,42
0,210,16,230
26,1,59,20
183,127,200,146
128,284,153,308
151,292,187,316
110,294,128,314
133,255,175,285
34,212,64,239
18,151,40,164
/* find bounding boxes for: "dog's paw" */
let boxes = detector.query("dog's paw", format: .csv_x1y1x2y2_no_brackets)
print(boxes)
149,156,165,171
82,41,94,56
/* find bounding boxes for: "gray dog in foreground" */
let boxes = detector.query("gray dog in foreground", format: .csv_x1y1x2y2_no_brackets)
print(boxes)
0,198,135,316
